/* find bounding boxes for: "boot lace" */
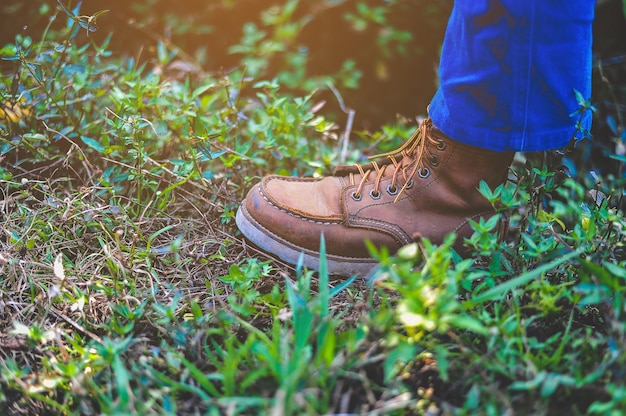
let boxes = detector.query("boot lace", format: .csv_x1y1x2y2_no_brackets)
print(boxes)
345,118,446,203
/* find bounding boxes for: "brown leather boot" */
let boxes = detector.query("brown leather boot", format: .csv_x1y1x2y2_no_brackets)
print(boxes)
236,118,514,277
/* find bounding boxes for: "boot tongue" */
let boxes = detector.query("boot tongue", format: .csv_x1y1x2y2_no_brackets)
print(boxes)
333,119,431,182
333,145,421,188
332,160,396,188
333,161,391,177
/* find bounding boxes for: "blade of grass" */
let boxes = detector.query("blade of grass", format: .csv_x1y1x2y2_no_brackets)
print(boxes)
175,354,221,396
318,234,329,319
469,247,584,305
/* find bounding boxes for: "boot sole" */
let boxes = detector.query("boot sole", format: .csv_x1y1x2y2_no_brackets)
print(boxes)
235,205,378,277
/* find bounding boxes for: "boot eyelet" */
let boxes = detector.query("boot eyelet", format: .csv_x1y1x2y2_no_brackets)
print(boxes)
405,180,414,189
435,139,446,151
370,189,381,200
418,167,431,178
351,192,362,202
429,154,439,166
386,184,398,196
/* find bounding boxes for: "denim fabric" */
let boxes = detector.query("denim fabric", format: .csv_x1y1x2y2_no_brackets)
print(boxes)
429,0,595,152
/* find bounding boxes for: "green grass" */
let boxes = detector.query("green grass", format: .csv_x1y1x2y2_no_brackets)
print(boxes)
1,2,626,415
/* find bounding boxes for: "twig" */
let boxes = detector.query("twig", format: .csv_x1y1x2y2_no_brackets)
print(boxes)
341,109,356,163
0,339,29,350
50,307,103,344
547,224,575,253
327,82,356,163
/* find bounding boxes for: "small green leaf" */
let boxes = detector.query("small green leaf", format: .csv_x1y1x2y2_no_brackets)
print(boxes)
192,83,216,98
603,261,626,280
80,136,105,153
465,384,481,410
540,374,560,398
448,315,488,335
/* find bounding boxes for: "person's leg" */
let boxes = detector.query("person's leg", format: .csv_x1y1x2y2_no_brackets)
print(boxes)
430,0,594,151
235,0,595,277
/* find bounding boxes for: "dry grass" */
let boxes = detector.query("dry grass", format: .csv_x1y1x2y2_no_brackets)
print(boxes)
0,168,389,414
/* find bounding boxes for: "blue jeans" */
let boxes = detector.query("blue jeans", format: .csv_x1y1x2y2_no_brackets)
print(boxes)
429,0,595,152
